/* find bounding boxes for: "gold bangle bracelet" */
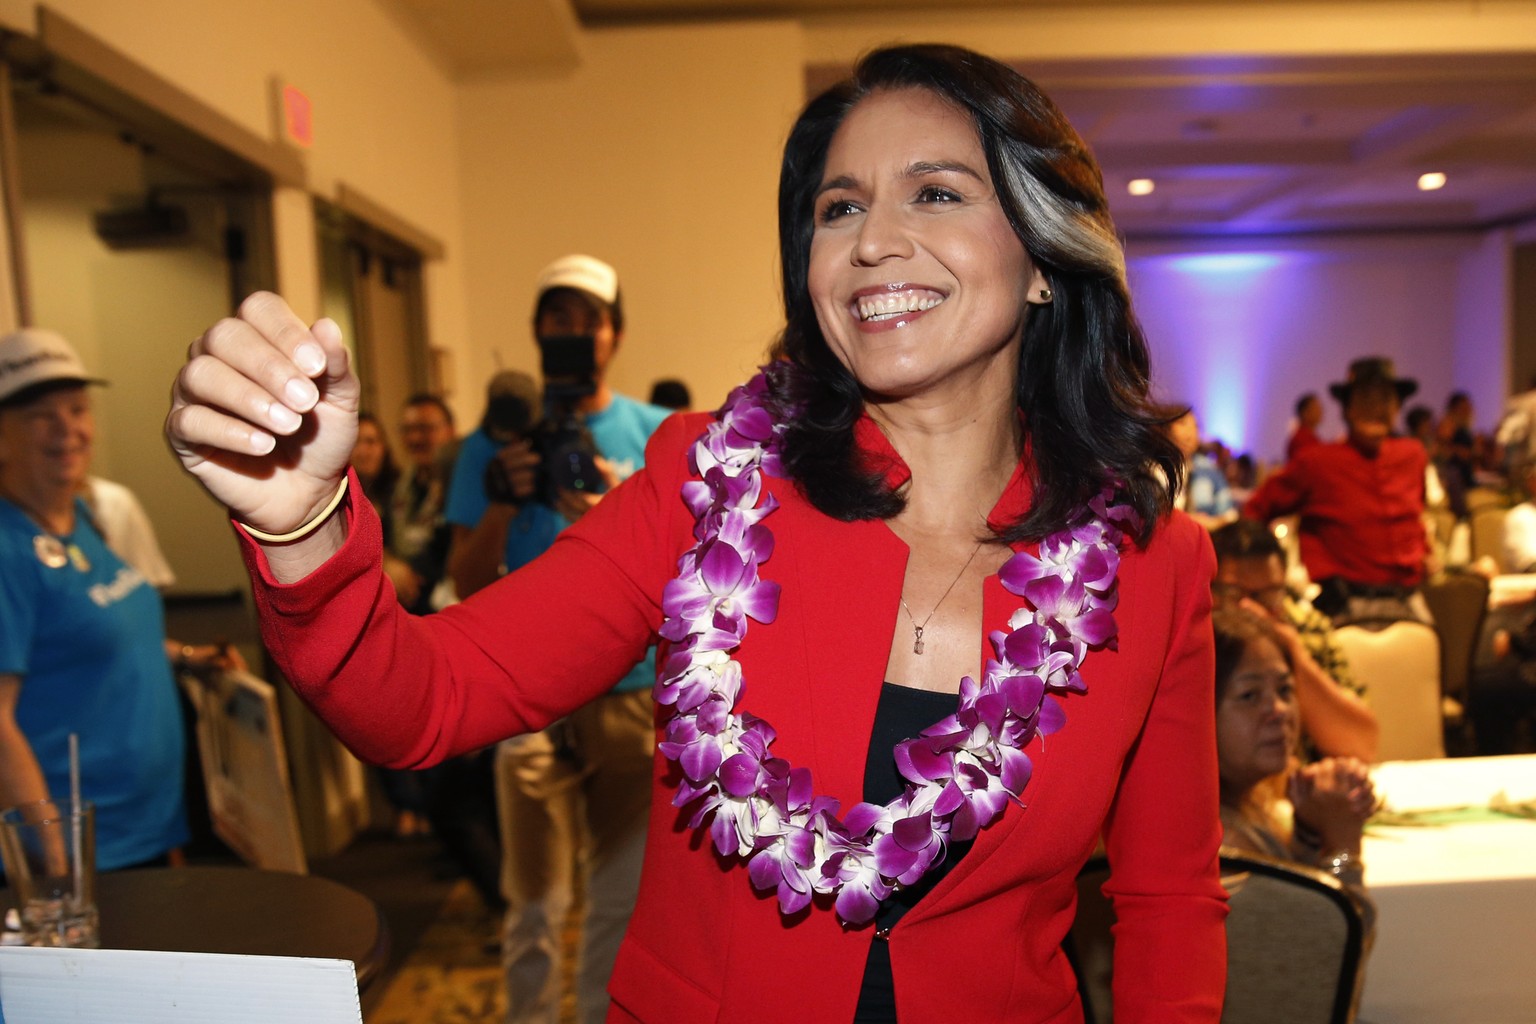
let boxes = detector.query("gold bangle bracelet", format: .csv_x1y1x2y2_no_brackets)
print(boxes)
236,477,350,544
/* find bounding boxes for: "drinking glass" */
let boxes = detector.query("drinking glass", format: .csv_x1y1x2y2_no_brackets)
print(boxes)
0,798,99,947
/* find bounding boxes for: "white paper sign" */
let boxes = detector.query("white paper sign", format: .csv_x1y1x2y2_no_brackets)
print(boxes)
0,946,362,1023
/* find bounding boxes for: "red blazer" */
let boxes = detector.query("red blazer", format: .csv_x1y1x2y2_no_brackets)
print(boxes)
245,413,1226,1023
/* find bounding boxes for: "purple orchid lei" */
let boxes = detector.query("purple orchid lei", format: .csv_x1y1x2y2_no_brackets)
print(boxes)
655,369,1137,927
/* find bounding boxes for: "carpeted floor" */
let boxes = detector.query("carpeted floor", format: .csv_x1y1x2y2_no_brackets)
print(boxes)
363,878,506,1024
310,832,503,1023
311,831,580,1024
167,598,525,1023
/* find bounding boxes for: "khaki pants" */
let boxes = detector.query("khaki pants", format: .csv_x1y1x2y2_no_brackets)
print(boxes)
496,690,654,1024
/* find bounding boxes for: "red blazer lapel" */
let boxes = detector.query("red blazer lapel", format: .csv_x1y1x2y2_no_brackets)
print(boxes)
766,479,908,813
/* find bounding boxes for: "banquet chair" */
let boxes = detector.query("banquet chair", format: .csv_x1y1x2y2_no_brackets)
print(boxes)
1469,504,1509,569
1424,506,1457,565
1421,571,1489,720
1464,486,1506,514
1332,621,1446,761
1071,850,1367,1024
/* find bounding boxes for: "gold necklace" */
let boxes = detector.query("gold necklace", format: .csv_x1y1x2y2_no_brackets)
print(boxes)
898,541,983,655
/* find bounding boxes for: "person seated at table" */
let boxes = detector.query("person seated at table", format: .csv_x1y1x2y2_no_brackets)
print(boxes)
1502,462,1536,575
1464,478,1536,753
1467,618,1536,755
1210,520,1378,762
1213,607,1376,929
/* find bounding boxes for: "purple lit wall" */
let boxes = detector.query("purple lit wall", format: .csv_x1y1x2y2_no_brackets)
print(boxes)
1126,233,1510,467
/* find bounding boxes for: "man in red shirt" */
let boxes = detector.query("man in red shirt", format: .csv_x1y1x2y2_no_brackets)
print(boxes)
1246,358,1432,624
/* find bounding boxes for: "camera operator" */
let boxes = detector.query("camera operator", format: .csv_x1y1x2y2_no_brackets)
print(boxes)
443,255,670,1024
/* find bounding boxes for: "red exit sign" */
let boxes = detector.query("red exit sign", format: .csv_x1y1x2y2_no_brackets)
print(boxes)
278,81,313,149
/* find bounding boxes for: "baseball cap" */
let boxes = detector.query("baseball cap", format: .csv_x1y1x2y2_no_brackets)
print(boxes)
534,254,619,306
0,328,106,406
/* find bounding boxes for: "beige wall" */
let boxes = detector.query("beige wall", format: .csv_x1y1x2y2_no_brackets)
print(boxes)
1128,232,1508,463
0,0,471,594
16,111,246,592
455,20,806,416
2,0,470,397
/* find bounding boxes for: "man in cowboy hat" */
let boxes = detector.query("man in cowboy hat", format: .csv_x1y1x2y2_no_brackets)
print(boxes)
1245,357,1433,625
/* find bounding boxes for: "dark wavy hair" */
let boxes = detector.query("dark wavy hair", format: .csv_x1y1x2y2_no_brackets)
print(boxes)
1212,606,1293,705
768,44,1179,545
1209,518,1285,565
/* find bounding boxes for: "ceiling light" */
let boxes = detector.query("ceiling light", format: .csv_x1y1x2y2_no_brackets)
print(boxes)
1418,172,1447,191
1127,178,1155,197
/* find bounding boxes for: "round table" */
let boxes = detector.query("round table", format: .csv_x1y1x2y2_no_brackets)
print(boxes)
5,865,390,991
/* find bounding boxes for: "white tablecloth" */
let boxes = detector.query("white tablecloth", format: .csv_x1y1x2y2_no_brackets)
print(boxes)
1357,756,1536,1024
1489,574,1536,608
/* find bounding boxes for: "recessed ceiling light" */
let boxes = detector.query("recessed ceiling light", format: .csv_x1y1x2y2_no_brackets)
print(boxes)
1418,172,1447,191
1127,178,1155,197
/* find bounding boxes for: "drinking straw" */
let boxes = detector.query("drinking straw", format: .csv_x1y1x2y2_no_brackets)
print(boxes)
68,733,80,810
68,733,83,909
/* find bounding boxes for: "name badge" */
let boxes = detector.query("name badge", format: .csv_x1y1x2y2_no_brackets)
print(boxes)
33,535,67,569
67,543,91,573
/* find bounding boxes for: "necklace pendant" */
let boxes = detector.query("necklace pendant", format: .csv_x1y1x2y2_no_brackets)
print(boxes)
913,626,925,655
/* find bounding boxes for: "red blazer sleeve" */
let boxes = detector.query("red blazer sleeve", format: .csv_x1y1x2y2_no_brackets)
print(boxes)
242,413,696,769
1243,456,1310,523
1101,516,1227,1021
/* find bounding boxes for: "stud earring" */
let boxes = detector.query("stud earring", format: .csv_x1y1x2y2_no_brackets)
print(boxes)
1039,287,1053,302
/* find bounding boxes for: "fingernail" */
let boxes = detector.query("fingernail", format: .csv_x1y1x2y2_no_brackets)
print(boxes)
251,430,276,454
286,377,318,409
268,402,302,431
295,343,325,375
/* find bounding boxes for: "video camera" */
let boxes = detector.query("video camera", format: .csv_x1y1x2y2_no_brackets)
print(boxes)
481,334,606,507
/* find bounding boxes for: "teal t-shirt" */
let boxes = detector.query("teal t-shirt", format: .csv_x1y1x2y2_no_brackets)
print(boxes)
446,392,672,692
0,498,188,870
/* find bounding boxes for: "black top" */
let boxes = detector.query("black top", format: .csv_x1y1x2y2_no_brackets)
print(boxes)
853,683,976,1022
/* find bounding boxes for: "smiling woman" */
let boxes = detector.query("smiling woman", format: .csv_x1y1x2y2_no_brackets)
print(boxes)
807,89,1043,407
165,43,1223,1024
1212,607,1376,928
772,47,1177,544
0,329,191,874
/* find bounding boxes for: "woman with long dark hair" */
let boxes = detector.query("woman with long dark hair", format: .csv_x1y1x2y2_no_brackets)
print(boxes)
1211,607,1375,922
166,44,1223,1023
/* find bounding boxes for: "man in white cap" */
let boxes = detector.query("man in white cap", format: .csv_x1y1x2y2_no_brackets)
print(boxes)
0,328,192,871
443,255,671,1024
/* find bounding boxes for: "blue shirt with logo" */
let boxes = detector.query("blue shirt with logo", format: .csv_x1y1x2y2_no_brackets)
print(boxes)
0,498,188,870
446,392,672,693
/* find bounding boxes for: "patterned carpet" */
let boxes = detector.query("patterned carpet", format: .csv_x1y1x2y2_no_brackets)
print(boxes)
366,879,508,1024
